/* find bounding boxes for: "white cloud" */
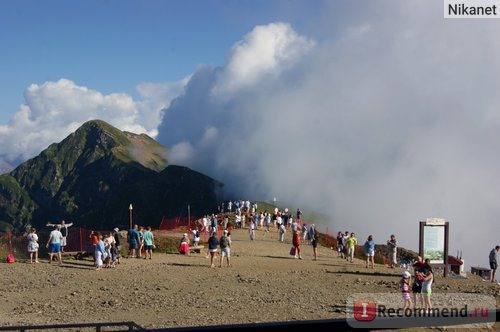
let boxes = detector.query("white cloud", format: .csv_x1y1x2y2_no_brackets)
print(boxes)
212,22,314,96
156,13,500,268
0,78,186,165
169,141,195,165
135,76,191,136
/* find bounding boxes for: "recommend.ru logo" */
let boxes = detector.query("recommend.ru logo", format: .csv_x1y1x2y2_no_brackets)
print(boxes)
346,293,496,329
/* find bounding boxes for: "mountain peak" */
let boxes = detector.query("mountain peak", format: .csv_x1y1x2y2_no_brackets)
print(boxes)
68,119,168,172
0,119,221,231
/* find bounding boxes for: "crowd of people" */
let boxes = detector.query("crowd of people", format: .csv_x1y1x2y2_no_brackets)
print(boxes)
27,221,134,270
23,201,499,314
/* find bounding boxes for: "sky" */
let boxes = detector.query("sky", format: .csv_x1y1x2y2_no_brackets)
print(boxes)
1,0,499,269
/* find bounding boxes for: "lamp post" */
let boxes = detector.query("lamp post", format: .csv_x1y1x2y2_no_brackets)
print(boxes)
129,203,133,230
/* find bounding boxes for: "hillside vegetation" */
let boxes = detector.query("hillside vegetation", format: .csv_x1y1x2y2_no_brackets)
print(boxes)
0,120,222,232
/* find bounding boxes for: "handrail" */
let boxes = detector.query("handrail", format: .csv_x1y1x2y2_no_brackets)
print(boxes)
0,321,145,331
0,309,498,332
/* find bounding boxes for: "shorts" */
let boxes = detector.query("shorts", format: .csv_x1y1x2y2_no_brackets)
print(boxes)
49,243,61,253
209,249,218,253
422,289,432,295
366,250,374,257
490,261,497,270
221,247,231,257
412,283,422,293
129,243,138,250
60,237,67,247
145,245,154,251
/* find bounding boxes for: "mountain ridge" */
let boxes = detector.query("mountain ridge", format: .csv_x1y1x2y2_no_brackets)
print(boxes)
0,119,223,231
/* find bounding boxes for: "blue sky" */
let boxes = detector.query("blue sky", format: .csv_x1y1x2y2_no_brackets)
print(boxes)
1,1,499,267
0,0,320,123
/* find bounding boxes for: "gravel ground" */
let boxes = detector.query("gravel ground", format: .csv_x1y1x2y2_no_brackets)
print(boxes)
0,228,498,331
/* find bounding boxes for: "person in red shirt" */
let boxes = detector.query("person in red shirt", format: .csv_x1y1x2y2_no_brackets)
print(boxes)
292,227,302,259
89,231,99,263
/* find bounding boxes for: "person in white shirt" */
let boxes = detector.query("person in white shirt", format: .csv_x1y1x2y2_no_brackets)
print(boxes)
46,220,74,253
249,220,256,240
27,227,39,263
192,229,200,246
46,225,63,264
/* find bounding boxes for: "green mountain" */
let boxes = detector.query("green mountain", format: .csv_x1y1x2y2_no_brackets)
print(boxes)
0,119,223,231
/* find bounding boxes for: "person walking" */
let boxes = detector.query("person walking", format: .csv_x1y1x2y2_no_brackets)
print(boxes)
46,225,63,264
278,223,286,243
489,245,500,283
346,232,357,263
249,220,256,240
208,232,219,268
292,226,302,259
400,271,413,311
219,230,231,267
336,231,345,258
27,227,39,263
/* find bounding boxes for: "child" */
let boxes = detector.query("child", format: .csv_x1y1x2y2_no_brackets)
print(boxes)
179,233,190,255
400,271,413,310
249,220,255,240
279,223,286,243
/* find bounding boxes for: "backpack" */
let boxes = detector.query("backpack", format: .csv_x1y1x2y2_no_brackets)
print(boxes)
6,253,15,263
220,236,229,248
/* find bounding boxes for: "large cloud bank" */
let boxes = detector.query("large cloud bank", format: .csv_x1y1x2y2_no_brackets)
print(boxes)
157,18,500,265
1,2,499,267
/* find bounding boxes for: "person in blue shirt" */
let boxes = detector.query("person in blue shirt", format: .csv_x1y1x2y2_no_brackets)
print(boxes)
95,233,107,270
364,235,376,268
296,208,302,221
127,224,141,258
143,226,155,259
208,232,219,268
308,224,315,244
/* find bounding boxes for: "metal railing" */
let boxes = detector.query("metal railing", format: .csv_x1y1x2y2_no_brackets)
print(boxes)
0,321,144,332
1,309,498,332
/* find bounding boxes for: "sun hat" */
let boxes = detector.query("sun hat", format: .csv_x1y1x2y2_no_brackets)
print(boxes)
402,271,411,279
113,227,119,232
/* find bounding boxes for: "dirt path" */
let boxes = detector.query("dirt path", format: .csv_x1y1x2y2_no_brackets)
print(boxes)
0,228,498,330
